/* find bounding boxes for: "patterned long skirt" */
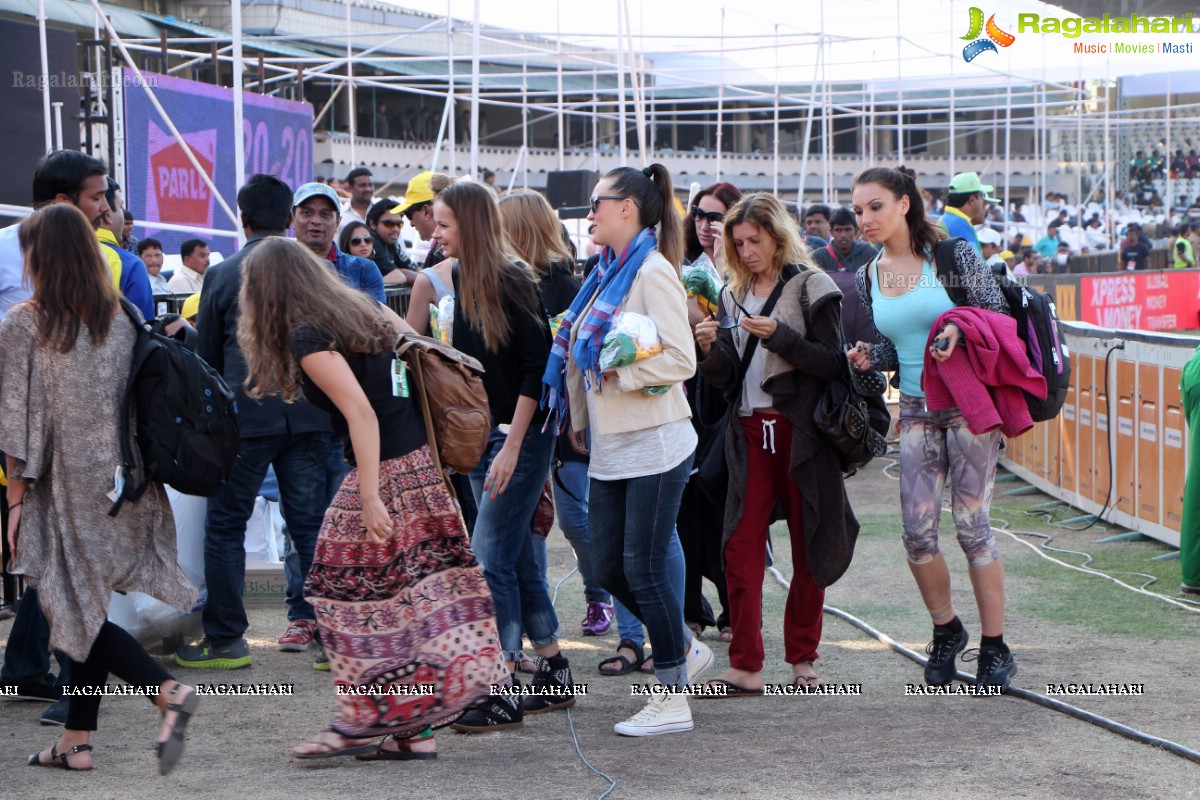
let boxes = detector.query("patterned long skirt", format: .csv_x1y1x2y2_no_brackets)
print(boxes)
306,445,508,740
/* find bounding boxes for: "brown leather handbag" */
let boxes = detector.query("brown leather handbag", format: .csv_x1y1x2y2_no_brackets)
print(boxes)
395,333,491,478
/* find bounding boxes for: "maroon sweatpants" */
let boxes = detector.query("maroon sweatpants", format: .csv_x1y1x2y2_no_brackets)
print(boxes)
724,413,824,672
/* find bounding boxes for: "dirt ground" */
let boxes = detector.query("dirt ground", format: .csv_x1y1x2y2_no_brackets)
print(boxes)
2,458,1199,800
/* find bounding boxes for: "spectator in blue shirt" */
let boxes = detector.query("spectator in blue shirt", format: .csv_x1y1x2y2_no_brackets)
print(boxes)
1034,225,1062,260
292,182,385,302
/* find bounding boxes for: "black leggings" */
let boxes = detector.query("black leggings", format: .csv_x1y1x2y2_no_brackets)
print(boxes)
66,621,173,731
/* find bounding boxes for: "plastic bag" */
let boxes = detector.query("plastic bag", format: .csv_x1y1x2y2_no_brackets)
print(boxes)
598,312,669,395
682,263,721,317
549,311,567,340
430,295,455,344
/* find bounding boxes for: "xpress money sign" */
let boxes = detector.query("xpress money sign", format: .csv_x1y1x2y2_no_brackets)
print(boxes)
122,68,313,253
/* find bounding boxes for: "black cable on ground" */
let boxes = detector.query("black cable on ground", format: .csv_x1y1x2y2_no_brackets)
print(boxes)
766,567,1200,765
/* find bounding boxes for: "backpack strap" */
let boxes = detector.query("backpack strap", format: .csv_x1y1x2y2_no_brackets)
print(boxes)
108,299,150,516
933,238,969,307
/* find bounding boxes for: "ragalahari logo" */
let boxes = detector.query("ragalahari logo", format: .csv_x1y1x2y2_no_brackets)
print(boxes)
961,7,1016,61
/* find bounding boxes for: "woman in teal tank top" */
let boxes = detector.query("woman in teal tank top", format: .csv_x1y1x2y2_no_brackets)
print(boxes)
847,166,1019,694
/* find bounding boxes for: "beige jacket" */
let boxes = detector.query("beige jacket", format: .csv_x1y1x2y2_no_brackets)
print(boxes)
567,251,696,435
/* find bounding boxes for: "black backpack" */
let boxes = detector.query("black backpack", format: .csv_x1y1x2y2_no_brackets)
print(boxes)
109,300,240,515
933,239,1071,422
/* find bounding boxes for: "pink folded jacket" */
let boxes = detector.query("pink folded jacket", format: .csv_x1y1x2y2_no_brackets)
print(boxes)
922,306,1048,437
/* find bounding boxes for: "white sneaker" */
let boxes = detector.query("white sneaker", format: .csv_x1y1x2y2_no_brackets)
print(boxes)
686,637,714,683
613,693,693,737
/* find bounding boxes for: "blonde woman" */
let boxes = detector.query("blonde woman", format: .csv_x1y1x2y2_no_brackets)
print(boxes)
693,193,858,694
237,237,507,759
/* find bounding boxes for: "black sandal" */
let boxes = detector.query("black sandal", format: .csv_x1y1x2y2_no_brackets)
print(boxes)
597,639,645,676
156,683,200,775
28,742,93,770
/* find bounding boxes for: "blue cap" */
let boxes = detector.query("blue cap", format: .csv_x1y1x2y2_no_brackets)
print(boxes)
292,182,341,211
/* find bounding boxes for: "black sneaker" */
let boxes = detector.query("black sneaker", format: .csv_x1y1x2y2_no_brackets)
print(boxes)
174,637,251,670
39,698,68,726
522,654,576,715
966,645,1017,693
451,677,525,733
923,624,969,686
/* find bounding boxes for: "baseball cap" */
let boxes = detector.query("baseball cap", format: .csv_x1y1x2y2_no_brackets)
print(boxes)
977,227,1003,246
999,250,1014,260
391,172,436,215
948,172,1000,204
181,292,201,321
292,182,341,211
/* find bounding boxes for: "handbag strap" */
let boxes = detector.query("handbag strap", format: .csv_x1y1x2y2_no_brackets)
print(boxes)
397,343,457,501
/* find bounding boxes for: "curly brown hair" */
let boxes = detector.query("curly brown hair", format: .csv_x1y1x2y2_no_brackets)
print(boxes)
237,236,395,403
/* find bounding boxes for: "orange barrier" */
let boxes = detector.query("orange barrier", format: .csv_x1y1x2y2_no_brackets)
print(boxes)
1000,323,1199,547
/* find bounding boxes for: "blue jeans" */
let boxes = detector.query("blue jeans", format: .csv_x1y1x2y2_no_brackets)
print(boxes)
589,455,693,671
613,528,686,649
469,425,559,662
203,432,328,645
278,433,350,621
0,587,69,687
553,459,609,604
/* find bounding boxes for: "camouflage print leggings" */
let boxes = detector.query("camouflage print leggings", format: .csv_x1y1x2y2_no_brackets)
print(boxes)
897,395,1001,568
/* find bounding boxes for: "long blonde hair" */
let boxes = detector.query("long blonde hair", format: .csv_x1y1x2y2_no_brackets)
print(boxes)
237,236,395,403
497,190,574,278
437,181,541,352
722,193,812,299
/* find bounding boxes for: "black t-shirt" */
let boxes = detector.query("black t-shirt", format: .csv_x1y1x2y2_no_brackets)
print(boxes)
1120,239,1152,270
452,266,551,427
289,323,426,466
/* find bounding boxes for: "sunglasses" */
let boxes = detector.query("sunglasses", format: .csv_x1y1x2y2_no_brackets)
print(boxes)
378,219,402,228
590,195,627,213
692,208,724,225
717,292,752,329
348,237,371,247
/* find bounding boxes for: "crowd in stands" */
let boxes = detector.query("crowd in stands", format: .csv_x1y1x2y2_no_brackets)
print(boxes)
2,150,1198,776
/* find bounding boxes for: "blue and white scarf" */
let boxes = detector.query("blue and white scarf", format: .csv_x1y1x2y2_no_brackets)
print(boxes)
540,227,659,433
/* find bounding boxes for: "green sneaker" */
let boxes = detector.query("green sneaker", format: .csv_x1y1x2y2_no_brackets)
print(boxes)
313,644,330,672
174,638,251,670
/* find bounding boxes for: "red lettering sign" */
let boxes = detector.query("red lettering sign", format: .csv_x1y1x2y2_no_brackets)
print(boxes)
1081,271,1200,331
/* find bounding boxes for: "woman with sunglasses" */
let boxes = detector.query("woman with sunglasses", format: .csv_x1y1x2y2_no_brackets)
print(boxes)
681,181,743,644
338,222,374,260
685,181,742,279
693,193,859,695
544,164,713,736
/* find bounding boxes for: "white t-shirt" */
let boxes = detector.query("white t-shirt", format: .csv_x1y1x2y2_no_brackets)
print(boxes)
586,411,697,481
734,291,775,416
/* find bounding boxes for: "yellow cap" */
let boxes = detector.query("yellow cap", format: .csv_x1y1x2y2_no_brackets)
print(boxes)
999,250,1015,260
391,172,437,215
181,292,201,321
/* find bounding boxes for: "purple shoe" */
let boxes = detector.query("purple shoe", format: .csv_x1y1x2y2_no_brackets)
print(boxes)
581,601,613,636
